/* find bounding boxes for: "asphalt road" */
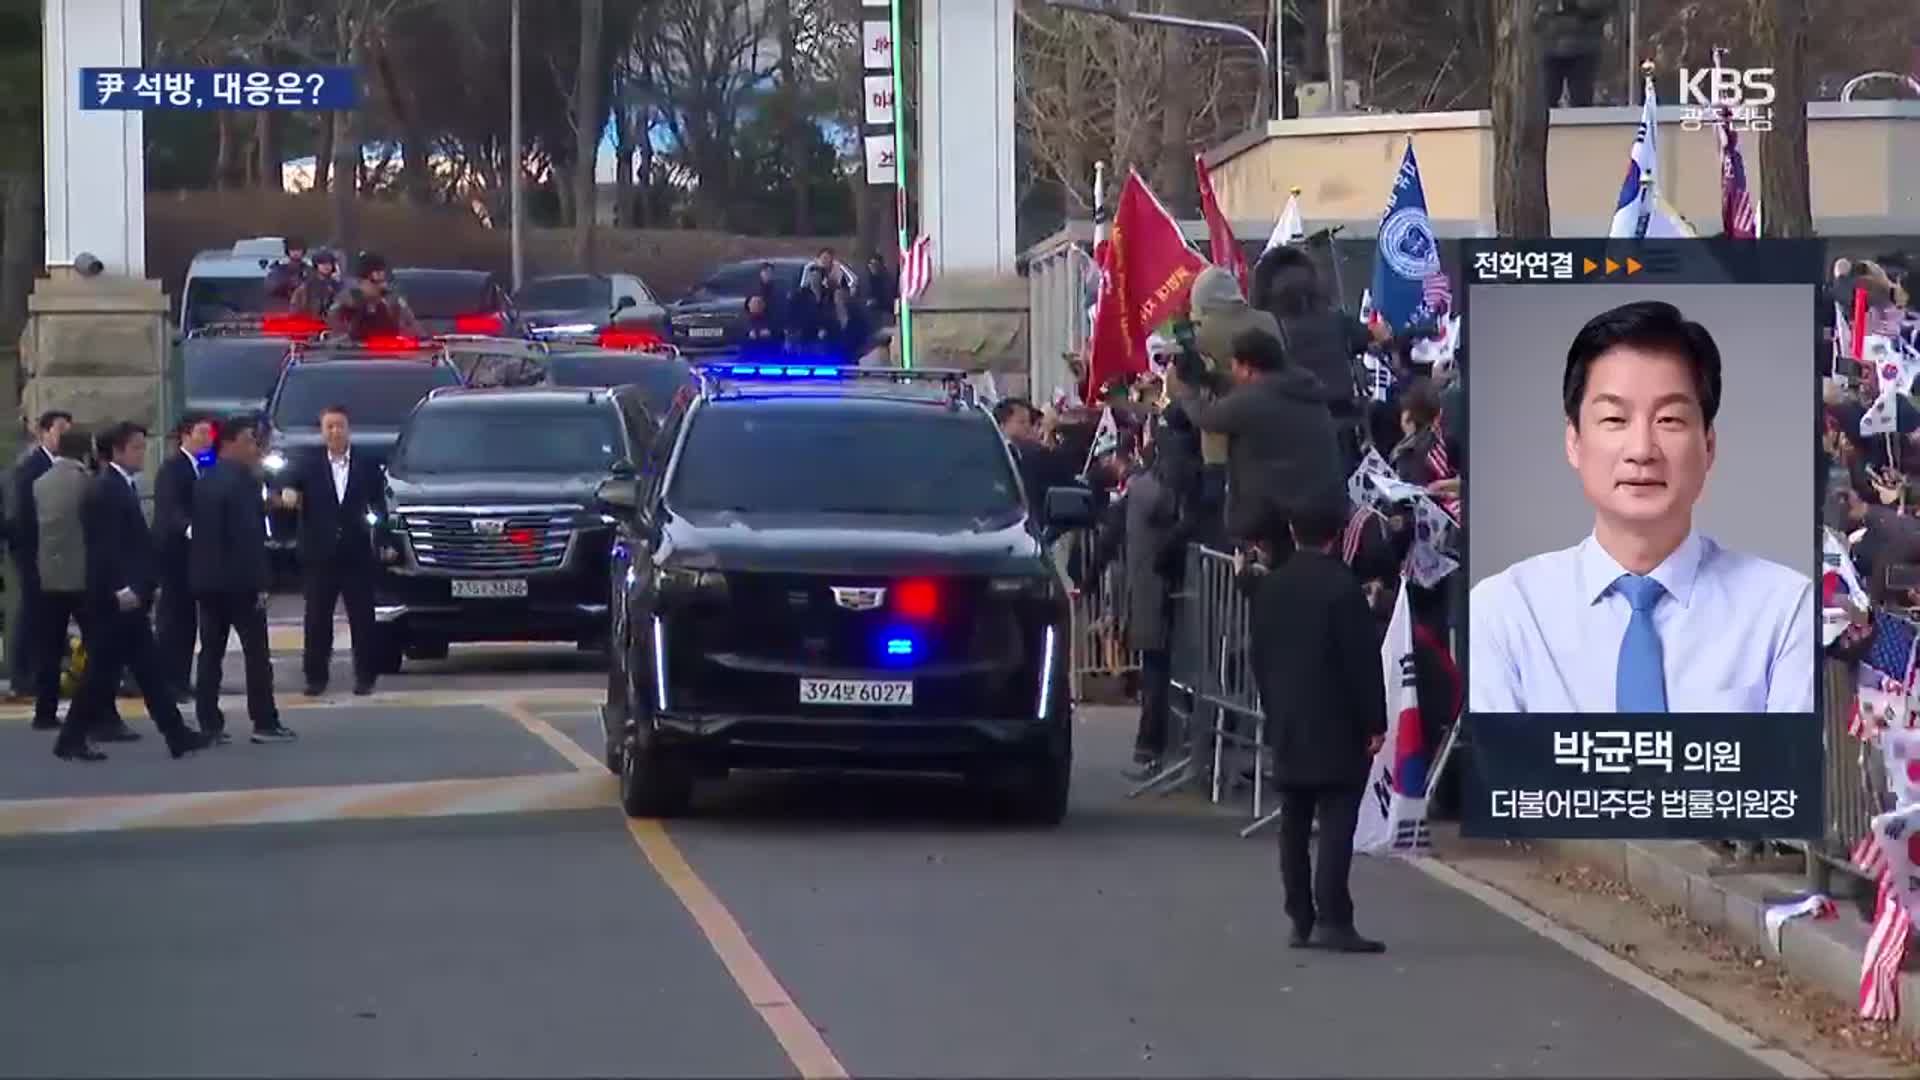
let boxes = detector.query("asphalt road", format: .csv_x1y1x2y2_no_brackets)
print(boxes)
0,621,1782,1078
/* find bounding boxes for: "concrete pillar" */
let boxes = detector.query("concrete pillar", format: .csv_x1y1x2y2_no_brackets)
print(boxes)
42,0,145,276
908,0,1028,373
24,0,170,469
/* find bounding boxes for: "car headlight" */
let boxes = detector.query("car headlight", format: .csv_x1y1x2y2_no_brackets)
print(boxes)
262,451,287,473
656,566,728,602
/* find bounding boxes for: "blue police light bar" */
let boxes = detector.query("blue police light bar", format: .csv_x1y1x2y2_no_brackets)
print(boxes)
80,67,358,111
886,638,915,656
691,360,979,405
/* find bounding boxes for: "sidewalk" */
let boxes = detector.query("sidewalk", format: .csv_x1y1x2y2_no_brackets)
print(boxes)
1520,837,1917,1041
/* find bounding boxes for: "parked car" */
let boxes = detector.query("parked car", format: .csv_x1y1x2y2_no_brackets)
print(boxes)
391,268,527,338
518,273,666,338
666,256,813,354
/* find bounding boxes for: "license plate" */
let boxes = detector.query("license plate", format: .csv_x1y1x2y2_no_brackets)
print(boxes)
799,678,913,706
687,326,724,339
451,578,528,598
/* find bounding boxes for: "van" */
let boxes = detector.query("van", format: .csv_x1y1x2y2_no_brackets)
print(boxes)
179,236,288,333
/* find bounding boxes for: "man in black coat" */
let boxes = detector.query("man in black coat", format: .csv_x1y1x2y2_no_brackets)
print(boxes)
191,420,292,743
154,413,215,699
1247,498,1389,953
8,410,72,697
53,423,208,762
275,405,388,696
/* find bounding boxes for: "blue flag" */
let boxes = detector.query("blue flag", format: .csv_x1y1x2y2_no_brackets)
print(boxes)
1369,140,1446,333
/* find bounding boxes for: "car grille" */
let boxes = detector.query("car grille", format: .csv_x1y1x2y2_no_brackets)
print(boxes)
403,510,575,572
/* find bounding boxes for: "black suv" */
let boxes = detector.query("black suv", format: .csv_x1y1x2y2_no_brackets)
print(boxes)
261,342,465,560
595,366,1093,822
666,257,813,354
369,386,669,670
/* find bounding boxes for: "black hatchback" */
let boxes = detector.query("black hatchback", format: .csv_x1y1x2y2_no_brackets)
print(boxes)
596,366,1094,822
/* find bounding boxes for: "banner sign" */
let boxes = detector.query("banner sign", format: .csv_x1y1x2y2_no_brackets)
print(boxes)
1462,713,1823,839
81,68,357,111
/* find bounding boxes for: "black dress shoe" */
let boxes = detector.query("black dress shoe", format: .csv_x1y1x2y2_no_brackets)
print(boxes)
1287,922,1316,948
30,715,60,731
54,743,108,762
168,731,212,759
352,680,375,697
95,726,144,744
1311,927,1386,954
304,683,327,697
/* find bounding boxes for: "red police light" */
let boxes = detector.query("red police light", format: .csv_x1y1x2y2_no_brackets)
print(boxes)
261,313,327,338
358,334,425,352
454,312,505,335
505,528,536,547
598,326,663,350
893,579,939,620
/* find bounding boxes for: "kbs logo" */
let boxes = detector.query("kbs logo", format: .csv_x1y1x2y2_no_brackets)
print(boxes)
1676,67,1775,133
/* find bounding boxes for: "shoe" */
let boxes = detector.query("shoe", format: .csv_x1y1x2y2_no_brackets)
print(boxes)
168,731,211,759
303,683,327,698
352,680,375,697
30,715,60,731
205,731,233,746
95,726,144,744
1310,927,1385,954
1124,756,1161,781
1287,922,1316,948
251,725,298,744
53,742,107,762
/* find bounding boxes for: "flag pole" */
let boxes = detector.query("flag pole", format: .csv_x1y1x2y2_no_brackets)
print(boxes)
891,0,913,370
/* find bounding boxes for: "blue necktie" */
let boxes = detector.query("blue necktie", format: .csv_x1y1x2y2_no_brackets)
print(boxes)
1614,574,1667,712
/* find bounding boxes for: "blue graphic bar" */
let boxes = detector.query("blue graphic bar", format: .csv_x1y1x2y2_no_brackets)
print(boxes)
79,68,358,111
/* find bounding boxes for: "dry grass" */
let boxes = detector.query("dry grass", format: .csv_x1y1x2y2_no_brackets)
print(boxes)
146,190,855,301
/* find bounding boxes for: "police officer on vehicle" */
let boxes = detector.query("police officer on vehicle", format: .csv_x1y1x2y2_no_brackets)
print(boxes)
267,236,311,308
329,252,421,338
291,249,344,318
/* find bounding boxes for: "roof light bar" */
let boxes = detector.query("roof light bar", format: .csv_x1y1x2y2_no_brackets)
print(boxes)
691,361,979,406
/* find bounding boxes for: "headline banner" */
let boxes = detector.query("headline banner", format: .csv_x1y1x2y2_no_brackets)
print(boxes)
1461,713,1823,840
80,68,358,111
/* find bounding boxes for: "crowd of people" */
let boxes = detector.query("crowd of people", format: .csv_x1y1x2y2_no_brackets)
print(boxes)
267,238,421,339
992,244,1467,952
739,248,898,359
4,402,389,763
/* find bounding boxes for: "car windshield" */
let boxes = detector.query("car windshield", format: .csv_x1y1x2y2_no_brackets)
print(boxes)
395,405,621,474
518,277,609,310
183,339,288,402
182,276,269,331
393,274,495,318
668,406,1020,518
271,363,460,429
545,352,691,411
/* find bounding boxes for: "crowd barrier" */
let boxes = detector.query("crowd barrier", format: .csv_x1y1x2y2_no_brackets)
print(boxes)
1062,530,1140,700
1808,659,1879,891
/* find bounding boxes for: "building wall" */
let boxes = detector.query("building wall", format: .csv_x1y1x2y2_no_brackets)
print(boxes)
1205,102,1920,236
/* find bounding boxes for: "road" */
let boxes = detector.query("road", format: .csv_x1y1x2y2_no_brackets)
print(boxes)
0,600,1782,1078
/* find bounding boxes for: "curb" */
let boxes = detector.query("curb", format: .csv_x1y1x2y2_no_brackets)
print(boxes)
1533,838,1920,1044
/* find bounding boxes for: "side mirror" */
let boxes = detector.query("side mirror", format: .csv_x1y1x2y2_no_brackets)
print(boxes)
613,295,637,313
608,457,636,479
1043,485,1095,530
595,475,639,514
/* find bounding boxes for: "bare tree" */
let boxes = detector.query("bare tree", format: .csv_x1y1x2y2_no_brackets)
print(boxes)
1492,0,1550,236
1750,0,1811,237
637,0,779,229
573,0,605,267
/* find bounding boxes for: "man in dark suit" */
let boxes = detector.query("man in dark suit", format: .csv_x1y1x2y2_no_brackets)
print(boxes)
191,419,291,743
9,410,72,698
154,413,215,699
1246,497,1388,954
53,422,209,762
276,405,387,696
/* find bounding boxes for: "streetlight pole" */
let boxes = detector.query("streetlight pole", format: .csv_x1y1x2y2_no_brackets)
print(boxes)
1045,0,1273,122
510,0,525,292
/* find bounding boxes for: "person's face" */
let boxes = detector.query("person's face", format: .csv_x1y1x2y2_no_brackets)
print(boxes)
185,420,215,454
817,248,834,266
364,270,388,296
1400,409,1420,437
1001,409,1033,441
289,248,307,263
315,260,337,279
1230,357,1257,384
1565,345,1715,533
746,294,766,316
118,432,148,472
40,416,70,450
225,429,259,467
321,410,351,454
760,264,774,282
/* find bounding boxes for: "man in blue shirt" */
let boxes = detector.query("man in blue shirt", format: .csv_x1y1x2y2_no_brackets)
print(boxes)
1469,300,1814,713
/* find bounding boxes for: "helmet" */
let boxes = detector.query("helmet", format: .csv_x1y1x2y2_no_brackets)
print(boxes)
312,248,340,267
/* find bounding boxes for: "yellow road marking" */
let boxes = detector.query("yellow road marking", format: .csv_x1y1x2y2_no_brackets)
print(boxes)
501,701,605,774
626,819,849,1080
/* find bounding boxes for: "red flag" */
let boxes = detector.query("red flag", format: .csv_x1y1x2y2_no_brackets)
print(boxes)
1085,171,1208,397
1194,154,1247,294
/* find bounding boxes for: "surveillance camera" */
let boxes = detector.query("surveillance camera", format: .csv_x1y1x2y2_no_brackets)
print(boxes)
74,253,104,278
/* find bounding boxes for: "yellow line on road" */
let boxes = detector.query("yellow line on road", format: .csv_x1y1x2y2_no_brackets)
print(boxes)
501,701,605,774
626,818,849,1079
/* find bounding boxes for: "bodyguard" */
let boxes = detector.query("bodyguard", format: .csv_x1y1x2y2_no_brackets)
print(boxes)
191,420,293,744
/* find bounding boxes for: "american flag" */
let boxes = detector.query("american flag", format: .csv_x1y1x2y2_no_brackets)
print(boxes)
1868,613,1917,685
900,234,934,303
1421,273,1452,318
1426,437,1461,521
1341,505,1377,566
1717,110,1757,240
1858,821,1914,1021
1852,612,1919,738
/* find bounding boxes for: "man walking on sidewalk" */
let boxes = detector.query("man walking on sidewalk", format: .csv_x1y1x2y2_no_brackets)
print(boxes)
191,420,292,744
1248,498,1389,953
9,410,71,699
154,413,214,700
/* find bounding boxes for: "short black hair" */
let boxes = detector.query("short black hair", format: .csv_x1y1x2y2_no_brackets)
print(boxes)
217,415,256,447
1231,328,1287,373
93,429,114,462
102,420,147,455
357,252,389,277
35,410,71,432
1399,378,1442,428
285,235,308,251
1290,498,1350,548
1562,300,1722,428
55,430,91,460
993,397,1033,425
320,404,350,421
174,412,213,439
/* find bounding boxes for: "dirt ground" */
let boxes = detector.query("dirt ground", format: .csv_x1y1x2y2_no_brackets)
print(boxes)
1444,838,1920,1078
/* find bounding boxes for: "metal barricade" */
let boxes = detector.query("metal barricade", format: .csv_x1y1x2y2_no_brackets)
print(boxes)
1129,545,1272,822
1798,658,1879,890
1064,530,1139,697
